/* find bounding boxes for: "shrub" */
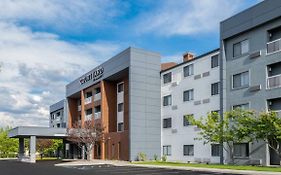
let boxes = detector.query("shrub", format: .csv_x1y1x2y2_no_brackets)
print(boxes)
162,155,167,162
153,154,158,161
137,152,147,161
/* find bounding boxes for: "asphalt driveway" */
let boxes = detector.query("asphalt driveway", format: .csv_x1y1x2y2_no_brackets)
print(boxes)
0,160,244,175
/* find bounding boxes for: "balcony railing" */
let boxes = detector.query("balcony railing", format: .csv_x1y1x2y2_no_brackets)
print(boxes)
84,97,92,105
94,93,101,101
267,74,281,89
267,38,281,54
94,112,101,119
78,105,81,111
85,114,92,121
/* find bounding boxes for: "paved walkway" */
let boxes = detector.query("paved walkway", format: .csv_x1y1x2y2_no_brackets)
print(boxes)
56,160,281,175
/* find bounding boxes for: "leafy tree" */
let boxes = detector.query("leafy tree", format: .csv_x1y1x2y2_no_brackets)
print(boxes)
187,109,255,164
36,139,63,159
0,127,18,158
250,111,281,165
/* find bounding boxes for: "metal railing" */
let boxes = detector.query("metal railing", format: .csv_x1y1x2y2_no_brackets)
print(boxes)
94,112,101,119
84,97,92,105
78,105,81,111
94,93,101,101
267,74,281,89
267,38,281,54
85,114,92,121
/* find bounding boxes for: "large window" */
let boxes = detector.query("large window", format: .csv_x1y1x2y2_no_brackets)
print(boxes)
183,114,193,126
211,144,220,157
234,143,249,158
183,89,194,102
233,71,249,89
163,118,172,128
183,64,194,77
163,72,172,84
233,40,249,57
211,82,220,95
86,91,92,98
211,55,219,68
118,103,124,112
183,145,194,156
95,87,101,94
163,95,172,106
163,145,171,156
233,103,249,110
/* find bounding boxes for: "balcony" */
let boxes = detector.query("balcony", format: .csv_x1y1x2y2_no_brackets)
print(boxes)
85,114,92,121
94,112,101,119
78,105,81,111
84,97,92,105
267,38,281,54
55,117,61,123
94,93,101,101
267,74,281,89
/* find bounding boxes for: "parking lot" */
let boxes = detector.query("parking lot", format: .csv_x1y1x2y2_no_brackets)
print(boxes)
0,160,244,175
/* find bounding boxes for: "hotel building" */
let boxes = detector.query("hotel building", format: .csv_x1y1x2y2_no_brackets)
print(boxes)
161,49,221,164
64,47,161,161
221,0,281,165
49,99,67,128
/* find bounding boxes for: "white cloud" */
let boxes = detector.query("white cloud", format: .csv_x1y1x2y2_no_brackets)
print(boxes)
0,22,121,127
0,0,124,32
136,0,246,36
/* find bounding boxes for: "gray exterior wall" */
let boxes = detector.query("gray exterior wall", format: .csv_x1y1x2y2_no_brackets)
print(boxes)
50,99,67,128
65,47,161,161
129,48,161,160
221,0,281,166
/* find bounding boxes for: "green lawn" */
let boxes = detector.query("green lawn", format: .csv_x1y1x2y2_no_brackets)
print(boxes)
133,161,281,172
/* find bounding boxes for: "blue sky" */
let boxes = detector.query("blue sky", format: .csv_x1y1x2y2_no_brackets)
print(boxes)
0,0,261,127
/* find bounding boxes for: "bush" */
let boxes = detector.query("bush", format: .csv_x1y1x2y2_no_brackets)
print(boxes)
153,154,158,161
162,155,167,162
137,152,147,161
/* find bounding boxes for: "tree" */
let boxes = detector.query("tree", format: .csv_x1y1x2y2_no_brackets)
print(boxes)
67,120,104,161
0,127,18,158
188,109,255,164
36,139,53,159
250,111,281,165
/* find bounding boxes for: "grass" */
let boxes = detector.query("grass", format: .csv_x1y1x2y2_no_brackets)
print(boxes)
133,161,281,172
36,157,61,161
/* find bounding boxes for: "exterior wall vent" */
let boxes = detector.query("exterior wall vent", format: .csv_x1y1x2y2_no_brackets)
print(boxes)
194,74,201,80
249,85,261,92
249,50,261,59
194,100,201,105
172,105,178,110
203,98,210,104
171,129,178,133
202,71,210,77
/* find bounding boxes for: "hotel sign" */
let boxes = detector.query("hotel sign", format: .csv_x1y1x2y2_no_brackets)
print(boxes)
79,66,104,85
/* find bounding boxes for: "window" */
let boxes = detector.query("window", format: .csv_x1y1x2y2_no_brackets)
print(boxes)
233,103,249,110
211,144,220,157
95,87,101,94
183,114,193,126
163,118,172,128
117,83,124,93
233,40,249,57
86,91,92,98
183,89,194,102
118,122,124,132
211,82,220,95
211,55,219,68
233,71,249,89
234,143,249,157
183,145,194,156
56,112,60,116
163,95,172,106
86,108,92,115
118,103,124,112
163,145,171,156
183,64,194,77
163,72,172,84
94,105,101,113
267,98,281,112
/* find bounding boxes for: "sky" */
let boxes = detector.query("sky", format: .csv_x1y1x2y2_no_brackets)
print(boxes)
0,0,261,127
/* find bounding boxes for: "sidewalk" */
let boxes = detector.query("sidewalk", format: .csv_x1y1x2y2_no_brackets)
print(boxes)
55,159,281,175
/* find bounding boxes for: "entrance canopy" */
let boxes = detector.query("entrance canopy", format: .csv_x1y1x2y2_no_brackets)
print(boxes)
9,126,67,139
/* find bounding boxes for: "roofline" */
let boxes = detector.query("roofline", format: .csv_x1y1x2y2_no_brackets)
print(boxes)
160,48,220,74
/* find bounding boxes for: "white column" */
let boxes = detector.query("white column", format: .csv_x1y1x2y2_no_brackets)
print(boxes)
29,136,36,163
18,138,25,161
82,145,85,160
